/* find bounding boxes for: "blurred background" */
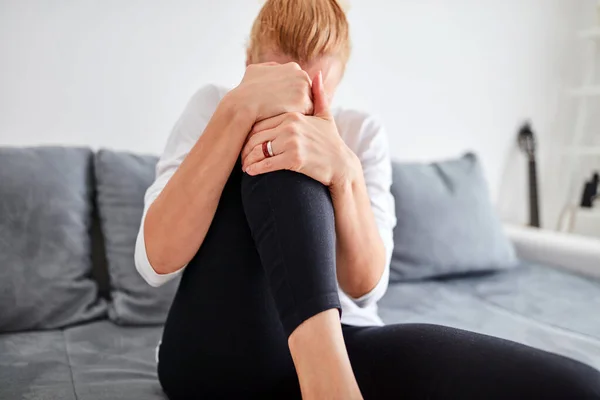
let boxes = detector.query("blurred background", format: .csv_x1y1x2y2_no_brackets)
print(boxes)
1,3,600,398
0,0,598,236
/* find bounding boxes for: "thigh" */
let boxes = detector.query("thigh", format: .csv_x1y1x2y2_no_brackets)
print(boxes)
159,256,301,400
343,323,600,400
158,166,301,399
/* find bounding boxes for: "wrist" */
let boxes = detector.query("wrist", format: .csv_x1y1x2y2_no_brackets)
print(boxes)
223,86,258,126
330,147,362,192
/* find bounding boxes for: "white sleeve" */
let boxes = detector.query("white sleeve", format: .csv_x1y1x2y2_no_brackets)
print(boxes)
134,84,225,287
341,113,397,308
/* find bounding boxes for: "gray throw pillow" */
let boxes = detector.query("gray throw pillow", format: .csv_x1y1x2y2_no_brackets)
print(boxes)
0,147,107,333
94,149,179,325
389,153,517,281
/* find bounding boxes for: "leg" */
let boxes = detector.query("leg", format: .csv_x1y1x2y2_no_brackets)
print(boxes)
158,166,302,399
241,170,340,335
242,170,361,399
158,166,357,399
343,323,600,399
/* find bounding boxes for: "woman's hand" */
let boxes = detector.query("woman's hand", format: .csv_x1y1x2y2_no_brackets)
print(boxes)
241,71,360,187
235,62,314,122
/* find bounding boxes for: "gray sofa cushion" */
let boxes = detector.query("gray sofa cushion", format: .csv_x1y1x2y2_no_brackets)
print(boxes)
0,147,107,333
0,330,77,400
389,153,517,281
65,321,165,400
0,321,165,400
3,265,598,400
379,264,600,370
94,149,179,325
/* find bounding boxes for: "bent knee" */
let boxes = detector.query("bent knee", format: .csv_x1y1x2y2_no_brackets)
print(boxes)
242,170,329,199
241,170,333,222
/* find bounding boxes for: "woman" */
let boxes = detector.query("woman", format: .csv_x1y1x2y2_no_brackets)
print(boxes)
135,0,600,398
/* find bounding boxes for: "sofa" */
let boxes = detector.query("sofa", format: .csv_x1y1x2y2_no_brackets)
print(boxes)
1,147,599,400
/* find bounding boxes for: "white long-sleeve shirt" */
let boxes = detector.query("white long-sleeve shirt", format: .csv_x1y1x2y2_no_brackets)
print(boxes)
135,84,397,327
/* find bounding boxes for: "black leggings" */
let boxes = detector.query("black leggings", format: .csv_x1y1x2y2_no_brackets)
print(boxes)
158,162,600,399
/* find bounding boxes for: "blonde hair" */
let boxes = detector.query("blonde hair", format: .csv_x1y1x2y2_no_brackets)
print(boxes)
247,0,351,65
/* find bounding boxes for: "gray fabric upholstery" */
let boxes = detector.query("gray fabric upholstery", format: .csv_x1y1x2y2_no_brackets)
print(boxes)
0,322,165,400
90,180,111,300
0,330,77,400
0,147,107,333
65,321,165,400
1,147,599,399
389,153,517,281
94,150,179,325
1,264,599,399
379,264,600,369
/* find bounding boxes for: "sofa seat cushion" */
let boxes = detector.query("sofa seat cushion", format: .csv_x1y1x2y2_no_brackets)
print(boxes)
379,263,600,369
0,330,76,400
450,262,600,339
64,321,165,400
0,322,166,400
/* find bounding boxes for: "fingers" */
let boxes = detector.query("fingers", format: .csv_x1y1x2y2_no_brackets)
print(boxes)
312,70,330,118
296,66,313,87
289,63,313,115
251,113,288,135
246,61,314,118
245,154,290,176
242,135,284,171
244,112,305,160
242,126,280,161
241,144,264,170
302,69,315,116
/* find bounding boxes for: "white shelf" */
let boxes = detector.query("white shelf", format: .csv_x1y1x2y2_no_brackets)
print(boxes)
578,27,600,40
566,208,600,239
560,147,600,156
569,86,600,97
575,208,600,216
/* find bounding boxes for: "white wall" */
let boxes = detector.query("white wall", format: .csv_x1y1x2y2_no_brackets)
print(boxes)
0,0,589,223
537,1,600,232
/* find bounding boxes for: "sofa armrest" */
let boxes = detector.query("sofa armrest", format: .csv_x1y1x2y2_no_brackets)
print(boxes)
503,224,600,280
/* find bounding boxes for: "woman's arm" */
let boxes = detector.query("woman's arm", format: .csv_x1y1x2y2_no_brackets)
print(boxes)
140,62,314,277
330,162,387,298
331,113,396,305
143,91,254,275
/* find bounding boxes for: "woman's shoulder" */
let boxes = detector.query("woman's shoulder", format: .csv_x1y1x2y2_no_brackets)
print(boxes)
332,107,387,152
161,84,232,151
187,84,231,110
